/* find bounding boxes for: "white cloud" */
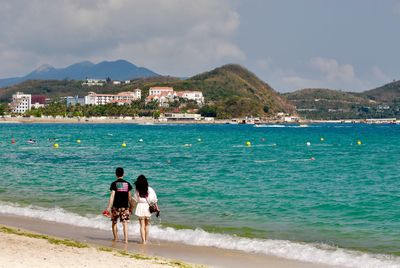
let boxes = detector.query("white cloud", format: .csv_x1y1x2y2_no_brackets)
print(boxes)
281,76,322,90
309,57,356,83
253,57,370,92
371,66,390,82
0,0,244,77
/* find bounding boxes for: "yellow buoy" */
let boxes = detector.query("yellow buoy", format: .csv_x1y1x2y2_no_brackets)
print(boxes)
76,139,81,144
53,143,59,148
357,140,362,145
320,137,324,141
122,143,127,148
245,141,251,147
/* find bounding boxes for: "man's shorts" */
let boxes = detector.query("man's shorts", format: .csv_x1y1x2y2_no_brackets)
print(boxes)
111,207,130,223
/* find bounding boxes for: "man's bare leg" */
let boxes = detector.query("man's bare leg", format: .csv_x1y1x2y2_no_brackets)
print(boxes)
122,221,129,243
112,221,118,241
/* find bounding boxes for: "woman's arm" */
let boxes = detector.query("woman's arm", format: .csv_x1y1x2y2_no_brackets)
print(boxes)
150,187,158,203
128,191,136,214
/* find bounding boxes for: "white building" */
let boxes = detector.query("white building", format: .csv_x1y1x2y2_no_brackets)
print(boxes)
82,79,106,86
133,88,141,100
176,91,204,104
163,113,202,121
146,87,204,107
10,92,31,114
149,87,174,96
84,89,141,105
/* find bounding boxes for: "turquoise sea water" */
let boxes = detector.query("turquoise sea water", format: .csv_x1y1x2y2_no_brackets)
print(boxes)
0,123,399,266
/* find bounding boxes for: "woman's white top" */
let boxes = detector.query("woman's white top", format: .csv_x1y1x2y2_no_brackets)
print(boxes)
133,186,157,217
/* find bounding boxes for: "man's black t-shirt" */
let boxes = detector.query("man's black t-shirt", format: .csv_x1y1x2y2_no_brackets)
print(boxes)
110,179,133,208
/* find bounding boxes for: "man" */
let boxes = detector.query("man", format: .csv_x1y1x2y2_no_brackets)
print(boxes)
105,167,134,243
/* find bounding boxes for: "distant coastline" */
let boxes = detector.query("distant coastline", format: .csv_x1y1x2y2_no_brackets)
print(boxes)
1,116,398,125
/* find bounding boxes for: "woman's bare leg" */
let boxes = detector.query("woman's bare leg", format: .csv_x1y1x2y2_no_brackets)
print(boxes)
139,218,146,244
144,218,150,242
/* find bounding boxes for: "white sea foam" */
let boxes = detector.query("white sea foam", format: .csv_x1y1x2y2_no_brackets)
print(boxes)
254,160,277,163
254,124,285,128
0,202,399,268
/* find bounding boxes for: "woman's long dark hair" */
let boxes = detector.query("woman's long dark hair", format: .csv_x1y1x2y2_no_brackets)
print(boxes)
134,175,148,198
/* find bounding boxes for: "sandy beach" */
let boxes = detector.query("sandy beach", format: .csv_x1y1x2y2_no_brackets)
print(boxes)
0,213,331,268
0,228,175,268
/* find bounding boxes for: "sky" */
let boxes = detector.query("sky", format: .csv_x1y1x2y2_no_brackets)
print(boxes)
0,0,399,92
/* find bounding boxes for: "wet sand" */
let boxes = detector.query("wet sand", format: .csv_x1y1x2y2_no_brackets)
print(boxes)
0,213,332,268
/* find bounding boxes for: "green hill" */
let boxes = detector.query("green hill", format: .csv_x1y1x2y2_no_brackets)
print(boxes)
358,80,400,104
0,64,295,118
285,87,399,119
186,64,295,117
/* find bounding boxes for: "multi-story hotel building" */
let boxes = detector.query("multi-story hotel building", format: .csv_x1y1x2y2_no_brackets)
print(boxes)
84,89,141,105
10,92,31,114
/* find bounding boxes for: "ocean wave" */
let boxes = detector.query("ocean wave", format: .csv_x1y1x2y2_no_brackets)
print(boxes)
0,202,399,268
254,124,286,128
254,124,316,128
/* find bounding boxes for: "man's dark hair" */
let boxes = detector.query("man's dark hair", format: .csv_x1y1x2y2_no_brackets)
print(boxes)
115,167,124,178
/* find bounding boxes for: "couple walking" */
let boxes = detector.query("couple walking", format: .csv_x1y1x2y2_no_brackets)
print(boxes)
105,167,159,244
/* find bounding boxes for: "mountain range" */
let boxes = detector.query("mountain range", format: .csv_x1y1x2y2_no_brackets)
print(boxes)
0,60,159,88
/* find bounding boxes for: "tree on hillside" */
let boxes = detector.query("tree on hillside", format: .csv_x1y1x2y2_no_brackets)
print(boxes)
199,105,217,117
0,104,7,115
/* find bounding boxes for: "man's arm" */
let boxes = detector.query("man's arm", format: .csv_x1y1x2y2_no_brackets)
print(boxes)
106,190,115,211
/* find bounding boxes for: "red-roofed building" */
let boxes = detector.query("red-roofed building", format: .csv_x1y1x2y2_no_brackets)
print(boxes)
31,95,47,109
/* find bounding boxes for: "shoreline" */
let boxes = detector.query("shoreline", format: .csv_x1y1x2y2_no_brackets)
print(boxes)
0,116,398,124
0,213,330,268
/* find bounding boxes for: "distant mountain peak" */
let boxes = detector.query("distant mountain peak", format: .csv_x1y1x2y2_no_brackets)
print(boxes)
0,59,159,87
34,64,55,73
75,61,94,67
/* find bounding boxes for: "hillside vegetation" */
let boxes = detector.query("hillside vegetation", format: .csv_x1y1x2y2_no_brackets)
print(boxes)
285,87,400,119
0,64,295,118
359,80,400,104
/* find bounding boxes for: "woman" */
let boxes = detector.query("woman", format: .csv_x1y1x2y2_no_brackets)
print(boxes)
132,174,158,244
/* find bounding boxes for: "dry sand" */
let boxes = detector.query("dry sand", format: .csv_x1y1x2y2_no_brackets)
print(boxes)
0,231,176,268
